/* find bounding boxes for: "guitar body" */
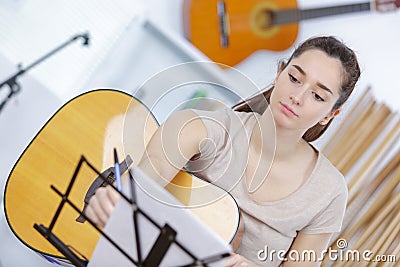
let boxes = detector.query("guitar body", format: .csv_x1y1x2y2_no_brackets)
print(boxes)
3,89,239,261
183,0,299,66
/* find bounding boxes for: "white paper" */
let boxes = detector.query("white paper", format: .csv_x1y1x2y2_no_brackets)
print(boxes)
88,167,231,267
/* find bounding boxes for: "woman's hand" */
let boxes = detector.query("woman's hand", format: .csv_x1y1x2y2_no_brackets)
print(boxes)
224,253,262,267
85,185,120,227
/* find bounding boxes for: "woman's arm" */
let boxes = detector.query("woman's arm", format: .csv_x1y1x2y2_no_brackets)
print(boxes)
281,232,332,266
137,109,207,186
85,109,207,226
222,232,332,267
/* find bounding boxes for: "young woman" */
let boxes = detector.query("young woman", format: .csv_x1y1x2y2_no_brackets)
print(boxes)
86,36,361,266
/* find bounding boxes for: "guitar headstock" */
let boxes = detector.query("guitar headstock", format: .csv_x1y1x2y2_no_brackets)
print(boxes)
374,0,400,12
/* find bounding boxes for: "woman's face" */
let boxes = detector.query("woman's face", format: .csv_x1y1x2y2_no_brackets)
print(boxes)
270,49,342,132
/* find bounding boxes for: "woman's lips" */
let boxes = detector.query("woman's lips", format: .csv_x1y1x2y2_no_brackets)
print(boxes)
280,102,298,117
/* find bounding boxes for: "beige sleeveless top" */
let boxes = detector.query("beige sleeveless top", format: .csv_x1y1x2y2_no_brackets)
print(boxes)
185,108,348,266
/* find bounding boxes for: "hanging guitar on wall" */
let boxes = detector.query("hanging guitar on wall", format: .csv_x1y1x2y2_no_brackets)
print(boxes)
183,0,400,66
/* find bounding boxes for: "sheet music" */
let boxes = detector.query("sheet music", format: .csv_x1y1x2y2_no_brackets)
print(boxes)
88,167,231,267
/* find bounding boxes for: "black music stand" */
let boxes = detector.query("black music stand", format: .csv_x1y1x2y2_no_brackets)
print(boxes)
34,153,231,267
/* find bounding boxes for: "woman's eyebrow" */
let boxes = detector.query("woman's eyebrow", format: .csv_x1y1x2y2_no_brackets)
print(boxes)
292,64,333,95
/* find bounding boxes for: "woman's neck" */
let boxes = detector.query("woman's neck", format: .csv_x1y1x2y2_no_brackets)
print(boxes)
275,129,304,161
251,109,306,162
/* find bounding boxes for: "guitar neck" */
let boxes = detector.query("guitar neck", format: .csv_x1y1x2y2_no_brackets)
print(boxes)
272,2,372,25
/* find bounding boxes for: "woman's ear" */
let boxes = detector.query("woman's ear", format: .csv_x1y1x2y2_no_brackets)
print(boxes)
274,61,287,84
333,109,341,117
278,60,287,72
319,109,341,125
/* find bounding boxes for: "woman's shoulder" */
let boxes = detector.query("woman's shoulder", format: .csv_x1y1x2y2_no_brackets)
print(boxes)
314,149,348,197
189,108,259,129
162,109,208,144
186,108,259,152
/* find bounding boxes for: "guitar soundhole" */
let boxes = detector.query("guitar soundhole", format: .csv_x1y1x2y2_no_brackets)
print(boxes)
255,10,274,29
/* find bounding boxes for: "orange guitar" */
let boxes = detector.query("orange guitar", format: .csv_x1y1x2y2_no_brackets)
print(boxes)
183,0,400,66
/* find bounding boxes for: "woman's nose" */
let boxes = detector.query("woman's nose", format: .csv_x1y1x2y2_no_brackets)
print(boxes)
290,87,307,105
290,94,301,105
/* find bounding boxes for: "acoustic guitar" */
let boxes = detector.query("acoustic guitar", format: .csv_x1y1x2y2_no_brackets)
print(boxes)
3,89,239,263
183,0,400,66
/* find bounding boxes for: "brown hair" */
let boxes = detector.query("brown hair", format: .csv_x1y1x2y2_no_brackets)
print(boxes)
232,36,361,142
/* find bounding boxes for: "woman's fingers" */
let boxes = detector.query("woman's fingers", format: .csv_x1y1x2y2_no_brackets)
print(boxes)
98,186,119,217
85,185,120,227
107,185,120,205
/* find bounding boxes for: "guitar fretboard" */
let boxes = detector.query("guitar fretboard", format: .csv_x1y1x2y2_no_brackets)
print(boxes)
271,2,371,25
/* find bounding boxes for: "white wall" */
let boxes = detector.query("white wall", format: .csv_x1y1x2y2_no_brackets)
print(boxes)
0,0,399,266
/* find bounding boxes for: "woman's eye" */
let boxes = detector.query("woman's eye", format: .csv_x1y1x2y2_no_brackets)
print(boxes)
313,92,325,102
288,73,298,83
